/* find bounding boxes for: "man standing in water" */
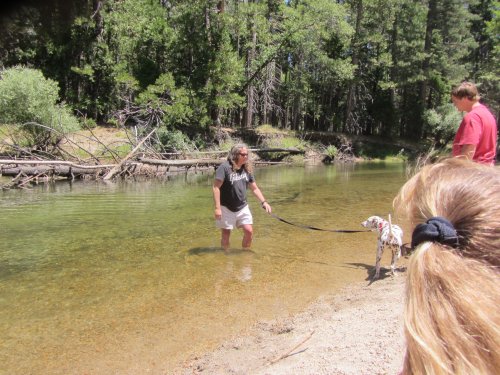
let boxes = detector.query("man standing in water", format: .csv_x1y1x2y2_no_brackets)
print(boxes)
451,81,497,165
213,144,272,250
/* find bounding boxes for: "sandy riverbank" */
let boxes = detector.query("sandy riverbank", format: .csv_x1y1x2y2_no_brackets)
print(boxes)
174,273,407,375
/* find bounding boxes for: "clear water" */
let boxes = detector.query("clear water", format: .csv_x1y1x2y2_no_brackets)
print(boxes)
0,162,408,374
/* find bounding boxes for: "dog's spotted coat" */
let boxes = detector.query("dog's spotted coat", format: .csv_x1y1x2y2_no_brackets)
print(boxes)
361,215,403,279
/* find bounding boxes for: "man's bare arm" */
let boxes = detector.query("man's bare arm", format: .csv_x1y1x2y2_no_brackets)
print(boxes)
213,179,223,219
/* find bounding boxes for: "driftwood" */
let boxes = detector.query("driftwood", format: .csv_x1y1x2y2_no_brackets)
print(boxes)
0,158,288,180
0,160,114,177
252,148,305,154
138,157,223,167
159,148,305,158
0,165,109,177
1,170,55,189
0,147,300,188
103,128,156,180
0,159,116,169
138,157,288,168
268,330,315,365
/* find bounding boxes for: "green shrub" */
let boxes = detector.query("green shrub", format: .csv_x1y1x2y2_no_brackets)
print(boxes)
82,117,98,129
136,73,193,128
0,67,58,125
217,138,240,153
287,154,306,165
256,135,309,161
260,135,308,150
112,143,133,158
0,66,80,148
324,144,338,159
157,128,193,152
423,103,462,146
255,124,288,136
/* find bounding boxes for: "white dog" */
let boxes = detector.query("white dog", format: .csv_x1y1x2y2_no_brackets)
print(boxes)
361,215,403,279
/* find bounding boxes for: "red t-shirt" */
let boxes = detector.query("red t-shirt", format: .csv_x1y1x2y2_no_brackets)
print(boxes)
452,103,498,165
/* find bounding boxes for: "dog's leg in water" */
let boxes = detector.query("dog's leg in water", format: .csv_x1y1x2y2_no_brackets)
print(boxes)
374,240,383,279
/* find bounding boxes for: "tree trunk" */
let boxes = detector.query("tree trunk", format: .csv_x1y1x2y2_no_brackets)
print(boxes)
344,0,363,134
92,0,103,38
244,21,257,128
417,0,438,138
390,13,399,137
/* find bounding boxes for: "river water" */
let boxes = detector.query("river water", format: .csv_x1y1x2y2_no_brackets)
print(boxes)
0,162,408,374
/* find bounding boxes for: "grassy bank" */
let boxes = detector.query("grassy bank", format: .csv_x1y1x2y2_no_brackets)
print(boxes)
1,124,428,164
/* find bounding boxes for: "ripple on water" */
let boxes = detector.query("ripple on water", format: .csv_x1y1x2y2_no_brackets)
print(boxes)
0,162,408,373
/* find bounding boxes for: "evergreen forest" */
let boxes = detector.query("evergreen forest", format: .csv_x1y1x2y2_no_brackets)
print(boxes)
0,0,498,150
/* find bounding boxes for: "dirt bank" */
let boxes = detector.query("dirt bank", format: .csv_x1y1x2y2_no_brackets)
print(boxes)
174,274,406,375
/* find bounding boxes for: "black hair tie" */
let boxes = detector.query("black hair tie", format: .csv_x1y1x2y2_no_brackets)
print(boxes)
411,217,459,249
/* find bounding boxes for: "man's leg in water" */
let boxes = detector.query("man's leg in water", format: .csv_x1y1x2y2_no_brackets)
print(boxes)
221,228,231,250
241,224,253,249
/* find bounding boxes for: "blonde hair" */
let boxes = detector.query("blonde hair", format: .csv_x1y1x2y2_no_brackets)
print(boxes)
394,158,500,375
228,143,253,174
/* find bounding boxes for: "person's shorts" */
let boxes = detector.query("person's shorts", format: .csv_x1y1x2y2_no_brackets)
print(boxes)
216,205,253,230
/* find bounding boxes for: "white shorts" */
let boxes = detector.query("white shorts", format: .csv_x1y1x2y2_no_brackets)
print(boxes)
216,205,253,230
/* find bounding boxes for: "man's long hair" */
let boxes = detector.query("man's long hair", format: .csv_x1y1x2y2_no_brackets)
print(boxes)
394,158,500,375
228,143,253,174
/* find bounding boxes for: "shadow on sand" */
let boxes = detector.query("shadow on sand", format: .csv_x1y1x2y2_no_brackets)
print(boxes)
346,262,407,285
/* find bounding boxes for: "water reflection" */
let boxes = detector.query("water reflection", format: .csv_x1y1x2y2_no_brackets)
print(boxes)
0,162,408,374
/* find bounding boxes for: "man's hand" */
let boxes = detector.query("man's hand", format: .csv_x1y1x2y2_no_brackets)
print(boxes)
261,201,272,214
214,207,222,220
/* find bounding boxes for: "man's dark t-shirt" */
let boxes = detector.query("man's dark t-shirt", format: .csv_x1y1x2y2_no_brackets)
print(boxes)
215,160,255,212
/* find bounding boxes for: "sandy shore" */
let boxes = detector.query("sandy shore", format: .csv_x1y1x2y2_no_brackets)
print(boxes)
174,273,407,375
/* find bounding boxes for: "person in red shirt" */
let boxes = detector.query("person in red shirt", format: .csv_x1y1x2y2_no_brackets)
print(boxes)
451,81,497,165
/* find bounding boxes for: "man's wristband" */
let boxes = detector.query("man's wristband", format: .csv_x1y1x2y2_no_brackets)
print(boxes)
261,201,267,207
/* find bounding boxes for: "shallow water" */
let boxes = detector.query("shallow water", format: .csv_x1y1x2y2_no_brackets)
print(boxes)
0,162,408,374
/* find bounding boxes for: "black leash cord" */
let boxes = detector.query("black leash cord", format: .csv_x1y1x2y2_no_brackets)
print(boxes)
269,213,371,233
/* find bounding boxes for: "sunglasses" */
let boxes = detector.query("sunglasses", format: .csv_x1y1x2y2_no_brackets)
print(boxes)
239,153,248,157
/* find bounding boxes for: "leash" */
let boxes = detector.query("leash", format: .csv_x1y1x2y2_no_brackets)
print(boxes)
268,212,371,233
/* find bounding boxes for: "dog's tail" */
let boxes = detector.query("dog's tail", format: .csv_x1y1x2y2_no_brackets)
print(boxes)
388,214,401,247
388,213,394,239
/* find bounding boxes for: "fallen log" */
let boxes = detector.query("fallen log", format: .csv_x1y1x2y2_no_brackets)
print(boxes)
0,154,289,183
103,128,156,180
138,157,223,167
0,164,110,178
1,171,48,190
0,159,115,178
143,157,291,165
0,159,116,169
158,148,305,158
251,148,305,154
